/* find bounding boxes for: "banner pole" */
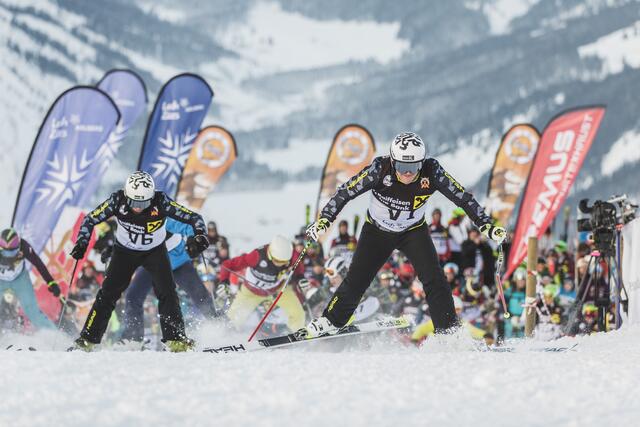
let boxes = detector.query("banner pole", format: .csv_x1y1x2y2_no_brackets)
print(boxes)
525,236,538,337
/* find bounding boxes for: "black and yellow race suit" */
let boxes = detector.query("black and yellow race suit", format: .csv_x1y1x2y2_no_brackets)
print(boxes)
319,156,491,331
77,190,206,344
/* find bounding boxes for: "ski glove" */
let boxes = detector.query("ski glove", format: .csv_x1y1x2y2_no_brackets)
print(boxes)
479,224,507,244
215,280,230,299
47,281,61,297
70,242,87,260
100,246,113,264
306,218,331,242
186,234,210,258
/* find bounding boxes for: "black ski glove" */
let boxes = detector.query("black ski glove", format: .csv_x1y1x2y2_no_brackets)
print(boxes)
47,281,61,297
100,245,113,264
70,242,87,260
186,234,209,258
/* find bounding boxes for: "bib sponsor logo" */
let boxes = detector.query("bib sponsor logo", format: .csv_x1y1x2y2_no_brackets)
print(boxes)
146,220,163,233
413,195,430,210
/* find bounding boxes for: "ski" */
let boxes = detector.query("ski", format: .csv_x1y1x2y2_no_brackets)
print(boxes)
202,316,412,354
4,344,37,352
479,343,579,353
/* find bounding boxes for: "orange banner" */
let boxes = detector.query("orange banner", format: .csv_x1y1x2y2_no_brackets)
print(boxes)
176,126,237,210
486,124,540,227
315,124,375,217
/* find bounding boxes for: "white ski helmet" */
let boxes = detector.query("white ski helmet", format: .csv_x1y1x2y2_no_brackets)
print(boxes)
124,171,155,209
390,132,426,174
324,256,349,279
268,235,293,263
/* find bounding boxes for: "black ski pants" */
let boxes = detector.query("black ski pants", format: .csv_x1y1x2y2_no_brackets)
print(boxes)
323,221,458,332
80,244,186,343
121,262,217,342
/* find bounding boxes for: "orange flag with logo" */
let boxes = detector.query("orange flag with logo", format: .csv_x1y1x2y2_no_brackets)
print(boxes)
176,126,237,210
486,124,540,228
315,124,376,218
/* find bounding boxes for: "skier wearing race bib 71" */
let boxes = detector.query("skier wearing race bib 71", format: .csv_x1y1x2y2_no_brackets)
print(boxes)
68,171,209,352
304,132,506,338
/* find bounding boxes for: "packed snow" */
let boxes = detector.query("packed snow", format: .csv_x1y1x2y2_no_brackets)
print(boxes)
1,324,639,427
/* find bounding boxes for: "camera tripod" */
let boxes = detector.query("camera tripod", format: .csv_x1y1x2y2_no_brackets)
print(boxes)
564,246,623,335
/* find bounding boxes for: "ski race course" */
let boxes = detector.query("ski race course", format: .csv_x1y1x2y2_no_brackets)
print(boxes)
1,324,638,427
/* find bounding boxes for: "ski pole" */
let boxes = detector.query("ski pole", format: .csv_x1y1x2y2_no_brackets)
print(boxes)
247,240,311,342
220,265,260,287
494,244,511,319
52,259,79,350
56,259,79,330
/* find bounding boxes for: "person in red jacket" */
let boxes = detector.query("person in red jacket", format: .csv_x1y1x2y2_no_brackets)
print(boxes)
218,235,305,332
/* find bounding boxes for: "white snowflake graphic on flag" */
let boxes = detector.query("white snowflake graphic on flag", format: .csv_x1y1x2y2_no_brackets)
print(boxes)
96,123,127,174
150,128,197,192
35,150,93,210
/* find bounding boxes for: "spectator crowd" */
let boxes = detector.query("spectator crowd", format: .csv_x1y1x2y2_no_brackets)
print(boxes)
1,207,616,347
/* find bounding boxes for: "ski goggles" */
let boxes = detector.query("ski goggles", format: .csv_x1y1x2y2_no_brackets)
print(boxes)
127,198,152,210
0,247,19,258
392,160,422,175
325,268,339,278
267,250,290,265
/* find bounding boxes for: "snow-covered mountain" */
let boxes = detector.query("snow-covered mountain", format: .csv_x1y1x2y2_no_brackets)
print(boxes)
1,0,640,235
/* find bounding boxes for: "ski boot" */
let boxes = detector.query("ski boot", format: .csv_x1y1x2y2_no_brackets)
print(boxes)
165,338,195,353
67,338,96,352
298,316,339,339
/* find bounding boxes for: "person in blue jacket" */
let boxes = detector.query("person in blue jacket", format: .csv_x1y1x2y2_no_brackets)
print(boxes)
119,218,217,345
504,267,527,338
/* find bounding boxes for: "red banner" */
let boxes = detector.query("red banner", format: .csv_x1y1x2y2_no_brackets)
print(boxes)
33,208,95,320
505,106,606,278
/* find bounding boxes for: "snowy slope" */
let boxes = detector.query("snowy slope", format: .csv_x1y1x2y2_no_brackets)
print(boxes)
1,325,639,427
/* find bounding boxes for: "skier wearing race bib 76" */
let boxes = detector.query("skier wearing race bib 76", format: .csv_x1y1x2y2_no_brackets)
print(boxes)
68,171,209,352
304,132,506,338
